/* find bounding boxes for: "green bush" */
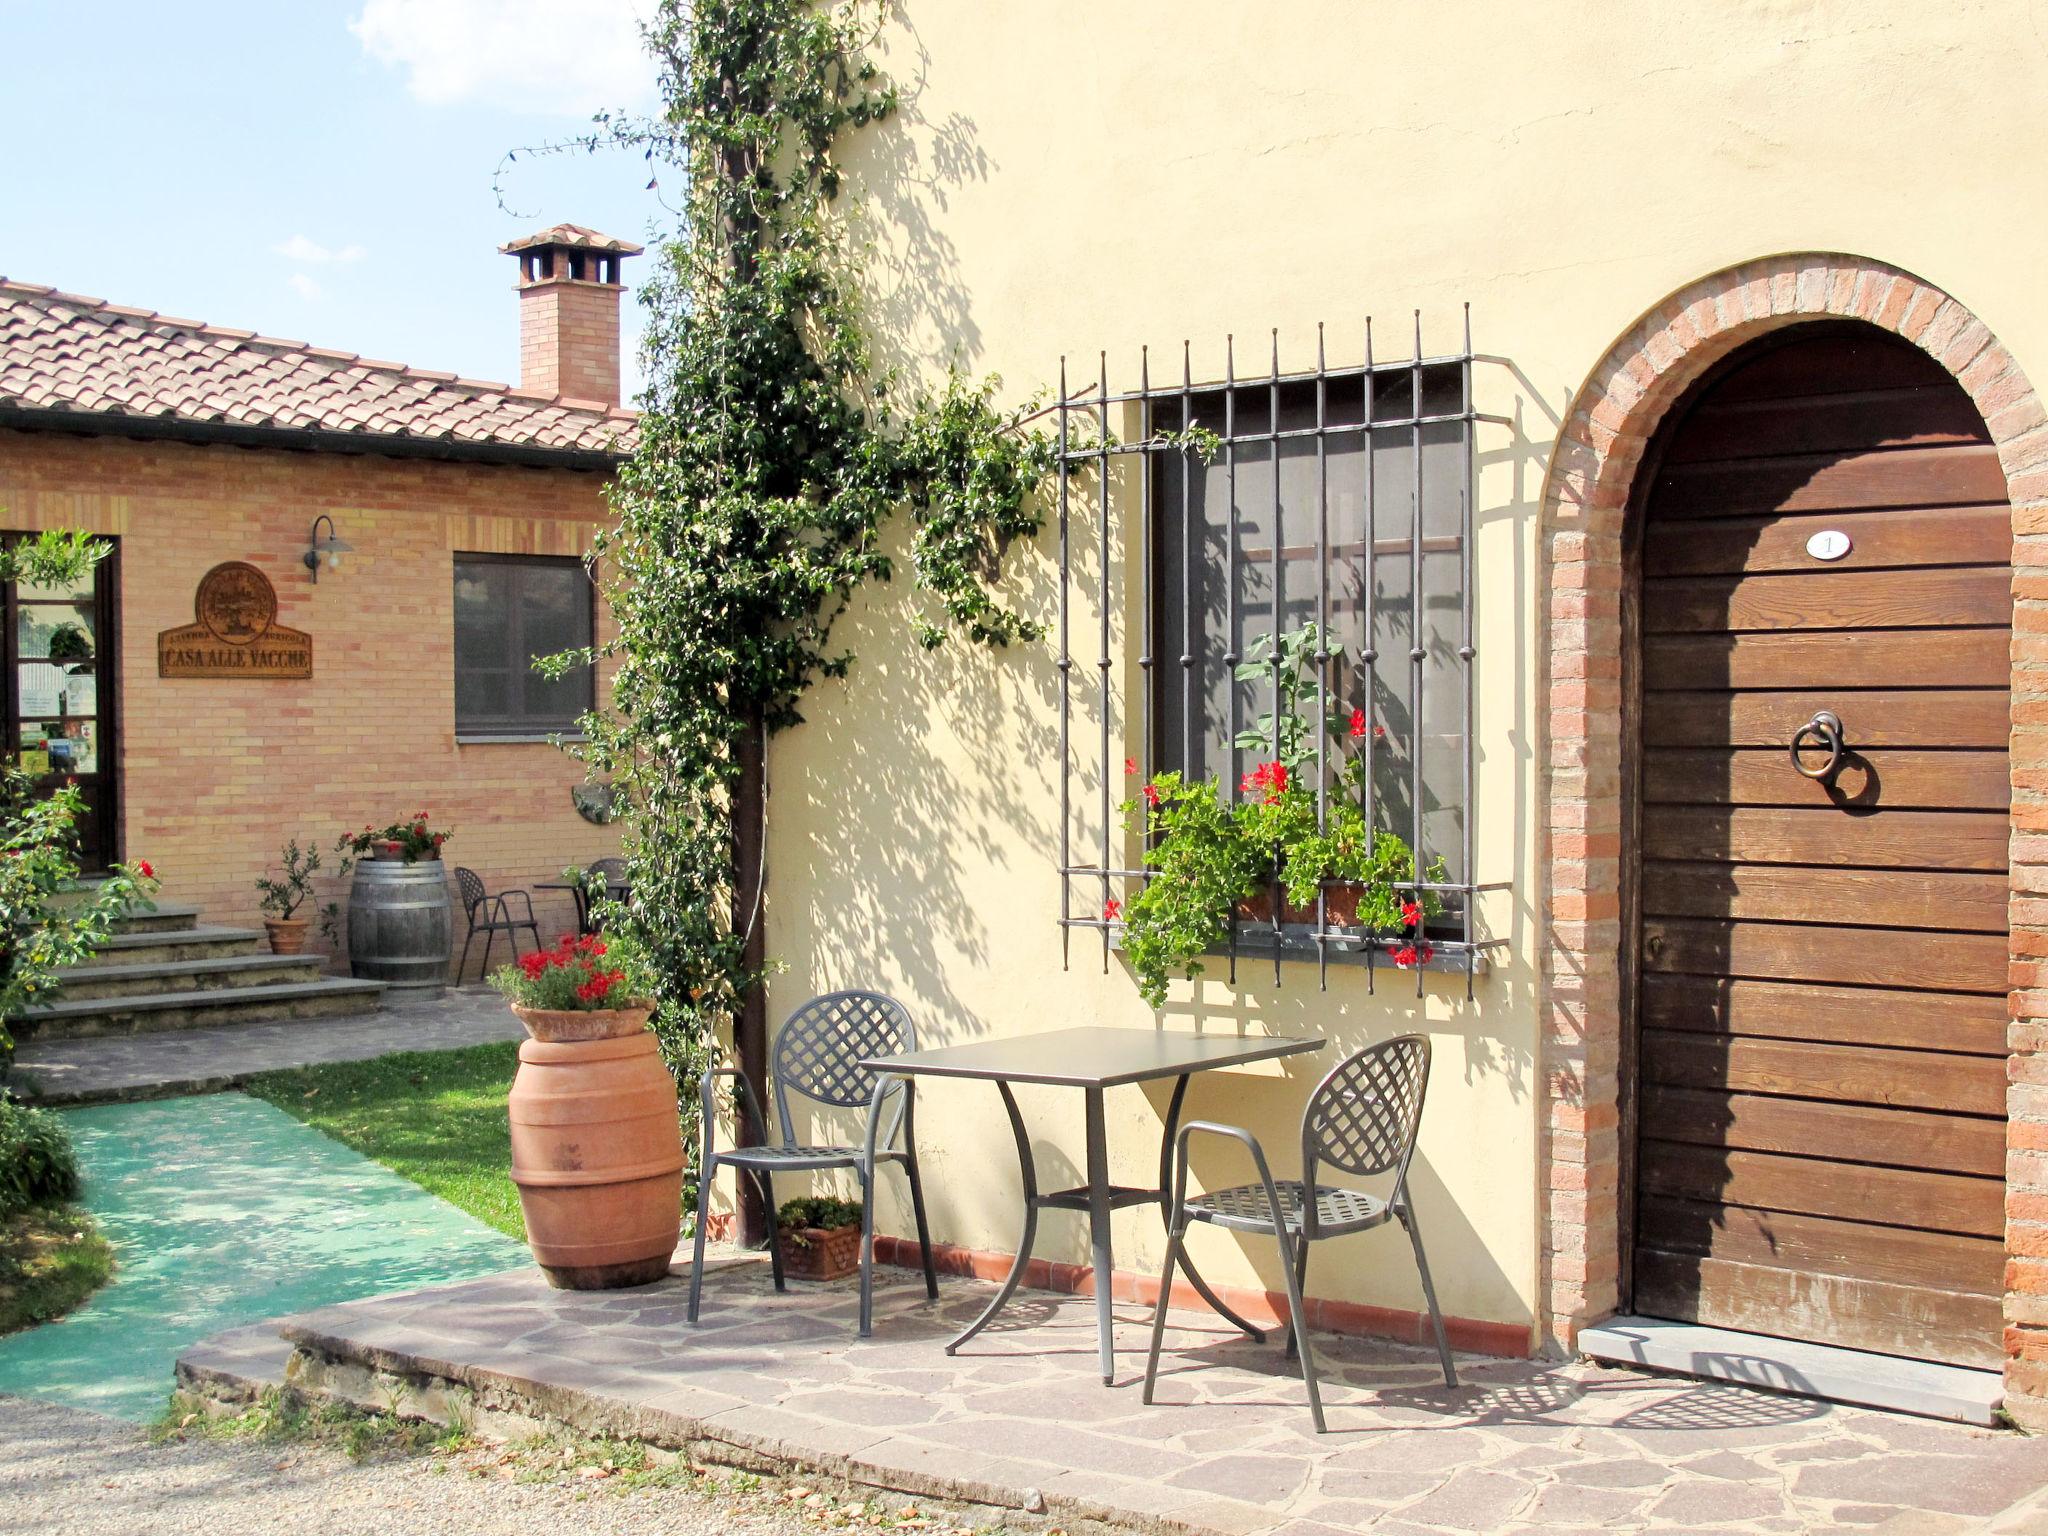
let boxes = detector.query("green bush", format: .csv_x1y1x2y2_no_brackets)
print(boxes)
0,1097,79,1218
776,1196,861,1232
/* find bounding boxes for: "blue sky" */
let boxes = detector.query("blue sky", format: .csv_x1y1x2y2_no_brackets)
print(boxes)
0,0,666,395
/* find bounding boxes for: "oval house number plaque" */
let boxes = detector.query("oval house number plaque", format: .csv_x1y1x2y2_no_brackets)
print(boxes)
1805,528,1852,561
157,562,313,678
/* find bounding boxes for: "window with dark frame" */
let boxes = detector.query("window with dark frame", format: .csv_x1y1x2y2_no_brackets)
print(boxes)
452,553,595,738
1054,318,1495,994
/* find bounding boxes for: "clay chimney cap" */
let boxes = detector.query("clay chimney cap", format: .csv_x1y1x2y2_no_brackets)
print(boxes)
499,224,645,258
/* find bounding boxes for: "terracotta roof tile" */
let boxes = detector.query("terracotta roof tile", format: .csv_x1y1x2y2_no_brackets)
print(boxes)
0,277,636,461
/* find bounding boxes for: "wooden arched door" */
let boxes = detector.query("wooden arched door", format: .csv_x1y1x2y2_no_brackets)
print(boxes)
1631,322,2010,1369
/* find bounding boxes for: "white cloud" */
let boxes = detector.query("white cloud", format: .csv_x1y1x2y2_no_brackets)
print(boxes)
287,273,324,302
350,0,658,116
273,235,367,265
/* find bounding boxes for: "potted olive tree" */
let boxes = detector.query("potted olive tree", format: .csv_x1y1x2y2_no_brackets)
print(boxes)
254,837,335,955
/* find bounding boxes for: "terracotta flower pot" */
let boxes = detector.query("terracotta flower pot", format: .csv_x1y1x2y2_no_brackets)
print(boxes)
1235,885,1362,928
511,1002,654,1044
263,917,309,955
508,1028,684,1290
776,1222,862,1282
369,840,407,861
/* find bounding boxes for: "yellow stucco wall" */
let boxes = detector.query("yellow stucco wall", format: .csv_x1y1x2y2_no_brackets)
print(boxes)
732,0,2048,1346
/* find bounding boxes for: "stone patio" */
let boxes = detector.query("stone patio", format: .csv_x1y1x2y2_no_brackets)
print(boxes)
206,1255,2048,1535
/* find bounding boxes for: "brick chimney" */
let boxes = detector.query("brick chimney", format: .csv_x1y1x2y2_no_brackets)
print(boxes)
499,224,643,406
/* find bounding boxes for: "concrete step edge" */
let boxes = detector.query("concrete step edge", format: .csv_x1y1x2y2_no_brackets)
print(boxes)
55,954,325,989
1578,1315,2003,1426
22,977,387,1021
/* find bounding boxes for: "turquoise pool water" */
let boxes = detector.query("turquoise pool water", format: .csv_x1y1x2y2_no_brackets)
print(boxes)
0,1093,525,1420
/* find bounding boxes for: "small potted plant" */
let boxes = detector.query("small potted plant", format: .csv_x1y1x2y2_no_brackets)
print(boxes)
336,811,451,864
254,836,335,955
490,930,656,1042
774,1196,863,1283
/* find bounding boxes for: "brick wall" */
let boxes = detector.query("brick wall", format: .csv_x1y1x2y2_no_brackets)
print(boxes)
1538,254,2048,1427
0,427,622,975
517,280,624,408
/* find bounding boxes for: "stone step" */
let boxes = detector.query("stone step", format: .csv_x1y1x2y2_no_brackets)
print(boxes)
111,902,202,935
14,978,386,1040
53,952,327,1001
76,926,266,969
1577,1315,2004,1426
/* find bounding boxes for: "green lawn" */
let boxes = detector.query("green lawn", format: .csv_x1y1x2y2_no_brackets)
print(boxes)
243,1043,525,1240
0,1205,114,1335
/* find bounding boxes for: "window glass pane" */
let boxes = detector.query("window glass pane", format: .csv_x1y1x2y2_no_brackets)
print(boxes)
1155,364,1466,883
453,556,593,733
17,603,96,661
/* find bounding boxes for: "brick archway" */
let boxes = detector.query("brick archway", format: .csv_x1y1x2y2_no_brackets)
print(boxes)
1538,254,2048,1425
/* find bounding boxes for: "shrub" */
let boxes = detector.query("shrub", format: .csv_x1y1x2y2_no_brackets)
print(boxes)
0,1097,79,1218
776,1195,861,1232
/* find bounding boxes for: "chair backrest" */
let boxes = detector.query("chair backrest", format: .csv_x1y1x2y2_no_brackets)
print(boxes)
770,991,917,1147
453,866,486,922
1301,1034,1431,1188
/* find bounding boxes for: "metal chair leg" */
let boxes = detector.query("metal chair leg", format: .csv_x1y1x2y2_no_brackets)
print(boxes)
1275,1228,1326,1433
457,925,475,984
1401,1204,1457,1388
904,1147,939,1301
758,1169,785,1291
1142,1220,1187,1405
857,1166,877,1338
688,1147,716,1324
1284,1238,1311,1361
478,924,496,981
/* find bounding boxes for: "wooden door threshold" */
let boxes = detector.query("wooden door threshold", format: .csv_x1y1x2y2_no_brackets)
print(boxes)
1579,1315,2003,1427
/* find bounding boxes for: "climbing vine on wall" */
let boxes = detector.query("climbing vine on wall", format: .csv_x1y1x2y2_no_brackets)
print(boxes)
536,0,1061,1097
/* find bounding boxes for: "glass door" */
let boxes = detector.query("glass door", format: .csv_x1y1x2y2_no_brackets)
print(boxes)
5,540,118,869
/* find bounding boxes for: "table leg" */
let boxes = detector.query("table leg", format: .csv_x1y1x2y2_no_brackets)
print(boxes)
1156,1073,1267,1343
1084,1085,1115,1384
945,1080,1038,1356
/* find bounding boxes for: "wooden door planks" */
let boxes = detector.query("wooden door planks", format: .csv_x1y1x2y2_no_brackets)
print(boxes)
1628,325,2011,1367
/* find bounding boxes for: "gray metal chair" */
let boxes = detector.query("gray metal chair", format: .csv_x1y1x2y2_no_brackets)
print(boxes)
1142,1034,1455,1432
688,990,939,1337
453,865,540,982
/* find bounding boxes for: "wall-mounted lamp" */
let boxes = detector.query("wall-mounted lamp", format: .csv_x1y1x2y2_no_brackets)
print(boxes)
303,515,353,583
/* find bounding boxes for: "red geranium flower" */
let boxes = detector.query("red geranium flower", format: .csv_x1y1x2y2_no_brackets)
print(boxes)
1142,782,1160,806
1124,757,1136,776
1240,761,1290,804
135,859,155,880
1391,944,1418,968
1400,900,1423,929
1103,898,1122,921
1373,724,1387,741
1349,708,1366,738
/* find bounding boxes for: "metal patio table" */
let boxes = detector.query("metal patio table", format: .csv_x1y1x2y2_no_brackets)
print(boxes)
862,1026,1324,1383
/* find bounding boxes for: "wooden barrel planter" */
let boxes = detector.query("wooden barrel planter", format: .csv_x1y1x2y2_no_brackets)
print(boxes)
507,1016,683,1290
345,857,452,994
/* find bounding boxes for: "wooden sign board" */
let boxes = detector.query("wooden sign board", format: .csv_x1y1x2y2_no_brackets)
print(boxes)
158,561,313,679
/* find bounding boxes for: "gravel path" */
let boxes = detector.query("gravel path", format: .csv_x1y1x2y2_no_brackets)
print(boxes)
0,1394,863,1536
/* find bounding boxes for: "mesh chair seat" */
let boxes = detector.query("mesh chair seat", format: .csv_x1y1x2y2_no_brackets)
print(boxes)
1186,1180,1389,1236
717,1142,869,1172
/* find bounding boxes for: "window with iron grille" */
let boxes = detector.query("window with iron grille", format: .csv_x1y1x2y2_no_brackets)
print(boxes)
453,552,595,738
1055,316,1495,992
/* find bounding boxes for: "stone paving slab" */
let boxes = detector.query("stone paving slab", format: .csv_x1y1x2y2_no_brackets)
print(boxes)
244,1257,2048,1535
10,985,524,1103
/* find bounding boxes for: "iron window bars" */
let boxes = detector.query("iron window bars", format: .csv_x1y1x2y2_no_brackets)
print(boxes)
1055,312,1506,997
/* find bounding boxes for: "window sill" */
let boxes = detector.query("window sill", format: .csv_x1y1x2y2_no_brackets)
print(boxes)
1085,922,1491,978
455,733,586,746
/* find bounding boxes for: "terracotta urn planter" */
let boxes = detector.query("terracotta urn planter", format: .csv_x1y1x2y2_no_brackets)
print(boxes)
776,1222,861,1283
507,1007,684,1291
263,916,310,955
